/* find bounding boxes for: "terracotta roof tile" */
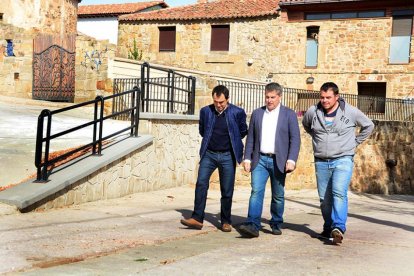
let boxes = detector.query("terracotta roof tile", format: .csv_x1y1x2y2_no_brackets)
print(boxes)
279,0,366,6
78,1,168,17
120,0,280,21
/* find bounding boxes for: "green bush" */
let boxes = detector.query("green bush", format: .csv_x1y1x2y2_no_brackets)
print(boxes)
128,38,143,60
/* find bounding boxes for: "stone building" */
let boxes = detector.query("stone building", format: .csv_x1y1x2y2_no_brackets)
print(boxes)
0,0,80,35
0,0,82,99
78,1,168,45
0,0,116,102
117,0,414,99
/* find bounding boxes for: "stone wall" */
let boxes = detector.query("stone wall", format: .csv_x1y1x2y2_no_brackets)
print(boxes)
35,117,201,210
0,29,116,101
34,114,414,211
201,119,414,195
0,0,79,35
118,14,414,98
0,24,34,98
75,35,116,103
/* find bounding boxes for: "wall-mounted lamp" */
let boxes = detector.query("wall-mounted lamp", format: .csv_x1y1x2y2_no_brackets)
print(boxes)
306,76,315,84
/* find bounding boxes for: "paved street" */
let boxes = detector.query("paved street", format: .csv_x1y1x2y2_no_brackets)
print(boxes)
0,185,413,275
1,96,413,275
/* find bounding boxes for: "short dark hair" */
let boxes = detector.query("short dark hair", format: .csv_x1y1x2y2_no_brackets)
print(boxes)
320,82,339,95
212,85,229,99
265,82,283,96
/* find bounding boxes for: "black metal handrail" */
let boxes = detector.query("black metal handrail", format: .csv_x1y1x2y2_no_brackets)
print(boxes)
218,80,414,122
141,62,196,115
35,87,141,182
113,63,196,117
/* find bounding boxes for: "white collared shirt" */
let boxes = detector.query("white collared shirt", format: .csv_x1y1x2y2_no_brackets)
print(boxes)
244,104,295,166
260,105,280,154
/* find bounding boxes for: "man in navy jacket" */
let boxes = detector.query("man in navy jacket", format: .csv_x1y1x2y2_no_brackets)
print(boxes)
181,85,248,232
239,82,301,238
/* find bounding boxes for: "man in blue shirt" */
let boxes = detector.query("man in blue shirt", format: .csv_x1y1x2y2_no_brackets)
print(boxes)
181,85,248,232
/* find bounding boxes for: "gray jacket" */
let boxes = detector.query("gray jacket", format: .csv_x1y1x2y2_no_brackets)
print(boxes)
302,98,374,159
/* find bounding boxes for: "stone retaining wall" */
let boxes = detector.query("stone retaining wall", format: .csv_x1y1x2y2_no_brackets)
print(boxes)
35,116,201,210
35,114,414,210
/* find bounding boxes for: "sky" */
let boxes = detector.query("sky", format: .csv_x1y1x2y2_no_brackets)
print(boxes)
79,0,198,7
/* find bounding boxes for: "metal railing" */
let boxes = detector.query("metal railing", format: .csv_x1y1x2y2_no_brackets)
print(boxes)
219,80,414,122
35,87,141,182
113,63,196,117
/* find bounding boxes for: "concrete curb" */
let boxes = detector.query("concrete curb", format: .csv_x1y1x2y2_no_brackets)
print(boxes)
0,135,153,210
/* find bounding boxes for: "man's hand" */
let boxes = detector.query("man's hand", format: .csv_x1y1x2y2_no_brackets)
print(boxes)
243,161,251,173
285,161,296,173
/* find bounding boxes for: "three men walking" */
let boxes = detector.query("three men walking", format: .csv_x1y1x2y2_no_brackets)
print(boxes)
182,81,373,245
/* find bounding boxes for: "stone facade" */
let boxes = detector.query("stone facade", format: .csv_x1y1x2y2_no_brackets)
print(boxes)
0,24,34,98
75,35,116,102
0,0,116,102
35,117,201,210
0,0,79,35
118,12,414,99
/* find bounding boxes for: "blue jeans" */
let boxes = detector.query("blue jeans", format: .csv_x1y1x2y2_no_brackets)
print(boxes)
315,156,354,233
192,150,236,224
246,155,286,231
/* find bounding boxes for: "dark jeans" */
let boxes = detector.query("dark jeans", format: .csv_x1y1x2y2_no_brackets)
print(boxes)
192,150,236,224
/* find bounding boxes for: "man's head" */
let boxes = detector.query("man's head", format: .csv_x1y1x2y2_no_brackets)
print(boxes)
265,82,283,111
212,85,229,113
319,82,339,112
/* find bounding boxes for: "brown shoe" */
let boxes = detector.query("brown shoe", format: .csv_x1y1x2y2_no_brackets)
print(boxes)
331,228,344,245
221,223,232,232
180,218,203,230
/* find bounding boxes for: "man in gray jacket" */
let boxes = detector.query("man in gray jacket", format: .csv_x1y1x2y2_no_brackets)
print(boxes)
302,82,374,245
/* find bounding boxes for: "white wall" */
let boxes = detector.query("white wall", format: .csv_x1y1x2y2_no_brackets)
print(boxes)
77,17,118,44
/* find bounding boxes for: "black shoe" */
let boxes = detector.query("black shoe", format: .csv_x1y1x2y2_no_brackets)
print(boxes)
271,226,282,235
318,229,331,240
239,224,259,238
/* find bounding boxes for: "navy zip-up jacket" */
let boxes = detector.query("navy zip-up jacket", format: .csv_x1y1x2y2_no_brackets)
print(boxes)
199,103,248,164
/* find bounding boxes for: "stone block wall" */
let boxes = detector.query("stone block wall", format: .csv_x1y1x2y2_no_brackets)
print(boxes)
118,15,414,99
0,0,79,35
35,117,201,210
209,119,414,195
0,24,34,98
33,114,414,210
75,35,116,103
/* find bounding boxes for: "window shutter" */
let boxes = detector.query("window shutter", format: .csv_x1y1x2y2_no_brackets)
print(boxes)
211,25,230,51
392,17,412,36
159,26,176,52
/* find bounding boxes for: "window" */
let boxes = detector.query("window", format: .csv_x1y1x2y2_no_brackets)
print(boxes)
0,13,3,21
211,25,230,51
305,10,385,20
358,82,386,113
389,16,412,64
306,26,319,67
159,26,176,52
331,12,357,19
